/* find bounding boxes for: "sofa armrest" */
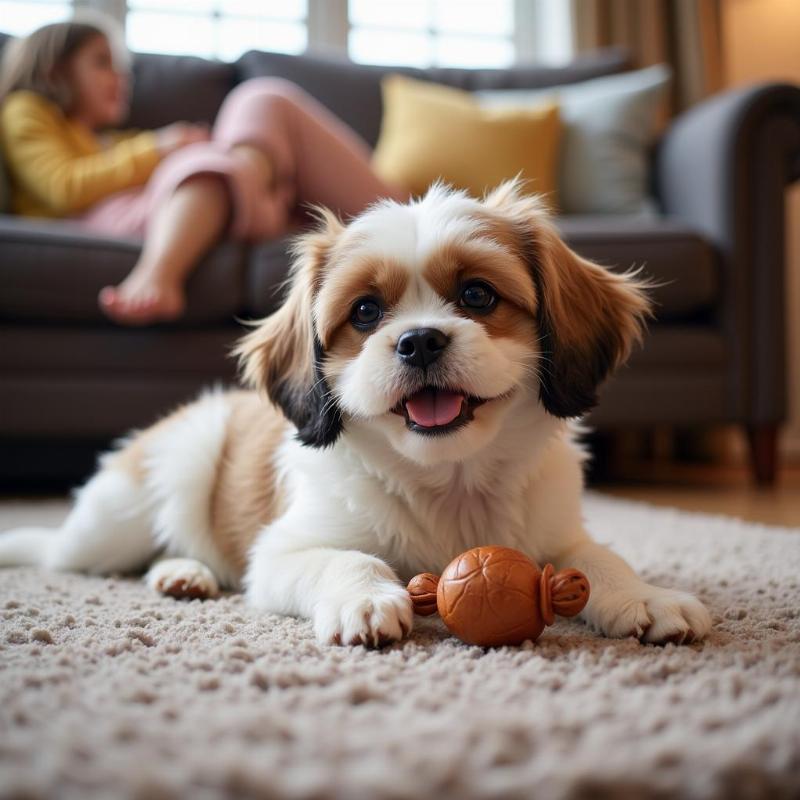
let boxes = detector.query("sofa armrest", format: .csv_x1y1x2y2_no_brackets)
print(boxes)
654,83,800,424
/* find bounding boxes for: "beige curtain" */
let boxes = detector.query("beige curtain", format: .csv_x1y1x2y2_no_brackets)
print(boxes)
570,0,723,111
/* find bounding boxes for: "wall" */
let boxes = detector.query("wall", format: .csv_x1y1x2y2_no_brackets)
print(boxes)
722,0,800,462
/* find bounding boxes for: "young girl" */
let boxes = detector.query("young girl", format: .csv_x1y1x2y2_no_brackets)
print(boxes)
0,14,409,325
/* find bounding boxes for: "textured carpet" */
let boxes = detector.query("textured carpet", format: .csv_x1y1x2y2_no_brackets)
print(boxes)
0,493,798,800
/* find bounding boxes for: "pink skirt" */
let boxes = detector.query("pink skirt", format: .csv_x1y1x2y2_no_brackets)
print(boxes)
77,77,408,242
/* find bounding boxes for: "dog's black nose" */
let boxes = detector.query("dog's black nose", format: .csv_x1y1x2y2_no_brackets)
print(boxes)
396,328,450,368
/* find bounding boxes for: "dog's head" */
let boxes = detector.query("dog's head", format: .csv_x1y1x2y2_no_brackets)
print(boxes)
236,178,651,465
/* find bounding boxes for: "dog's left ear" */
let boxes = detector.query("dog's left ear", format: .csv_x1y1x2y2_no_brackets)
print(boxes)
484,180,653,418
234,207,346,447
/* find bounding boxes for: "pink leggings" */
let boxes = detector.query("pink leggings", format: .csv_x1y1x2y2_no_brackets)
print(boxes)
79,77,410,240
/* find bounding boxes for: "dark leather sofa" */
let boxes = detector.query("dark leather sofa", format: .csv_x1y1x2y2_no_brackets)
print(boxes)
1,38,798,485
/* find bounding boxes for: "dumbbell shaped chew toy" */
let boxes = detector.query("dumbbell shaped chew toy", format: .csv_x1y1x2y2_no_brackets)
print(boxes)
407,546,590,647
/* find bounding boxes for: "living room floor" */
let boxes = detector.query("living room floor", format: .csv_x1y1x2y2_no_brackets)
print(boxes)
596,461,800,527
2,474,797,799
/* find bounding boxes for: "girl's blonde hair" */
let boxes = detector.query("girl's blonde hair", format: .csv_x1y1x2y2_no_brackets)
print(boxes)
0,11,130,110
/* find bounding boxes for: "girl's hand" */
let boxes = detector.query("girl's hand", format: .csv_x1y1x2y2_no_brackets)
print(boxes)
155,122,210,155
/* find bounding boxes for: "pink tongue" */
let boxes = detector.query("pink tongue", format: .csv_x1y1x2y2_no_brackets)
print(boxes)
405,388,464,427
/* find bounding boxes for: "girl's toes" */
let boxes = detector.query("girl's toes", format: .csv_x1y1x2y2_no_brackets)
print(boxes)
99,279,185,325
98,286,118,310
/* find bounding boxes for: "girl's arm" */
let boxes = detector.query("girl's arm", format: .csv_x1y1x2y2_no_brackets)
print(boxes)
1,92,162,215
102,128,151,144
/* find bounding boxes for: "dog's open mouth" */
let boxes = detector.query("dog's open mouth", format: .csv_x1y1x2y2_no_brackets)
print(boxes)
391,387,487,435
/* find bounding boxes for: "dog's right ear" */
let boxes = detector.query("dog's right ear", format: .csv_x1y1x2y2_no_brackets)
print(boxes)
234,206,346,447
483,178,652,418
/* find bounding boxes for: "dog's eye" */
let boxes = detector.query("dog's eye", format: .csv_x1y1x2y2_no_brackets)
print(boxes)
351,297,383,329
459,281,497,313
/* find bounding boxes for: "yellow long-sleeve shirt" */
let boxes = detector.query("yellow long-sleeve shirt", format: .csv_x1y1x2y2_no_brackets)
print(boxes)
0,90,163,217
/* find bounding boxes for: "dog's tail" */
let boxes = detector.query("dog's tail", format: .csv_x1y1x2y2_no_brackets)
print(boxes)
0,528,55,567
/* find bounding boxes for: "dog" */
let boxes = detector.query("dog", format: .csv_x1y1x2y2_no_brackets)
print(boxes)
0,178,712,647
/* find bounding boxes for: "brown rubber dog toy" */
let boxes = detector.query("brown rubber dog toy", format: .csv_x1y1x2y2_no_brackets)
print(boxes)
407,545,590,647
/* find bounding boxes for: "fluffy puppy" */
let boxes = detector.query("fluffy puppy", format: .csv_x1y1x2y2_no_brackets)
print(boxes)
0,178,712,647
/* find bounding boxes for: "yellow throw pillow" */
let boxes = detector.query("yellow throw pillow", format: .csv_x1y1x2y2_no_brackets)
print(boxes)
372,74,562,206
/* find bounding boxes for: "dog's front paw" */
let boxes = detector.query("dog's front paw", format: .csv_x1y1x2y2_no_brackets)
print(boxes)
586,582,712,645
146,558,220,600
314,581,414,648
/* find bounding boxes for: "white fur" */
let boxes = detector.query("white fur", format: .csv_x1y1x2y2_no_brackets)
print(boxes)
0,467,154,573
339,183,486,269
0,527,56,567
142,390,239,588
0,391,237,587
0,186,711,648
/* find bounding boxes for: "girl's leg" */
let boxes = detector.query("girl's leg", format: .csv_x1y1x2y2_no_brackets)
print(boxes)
99,173,230,325
212,77,410,230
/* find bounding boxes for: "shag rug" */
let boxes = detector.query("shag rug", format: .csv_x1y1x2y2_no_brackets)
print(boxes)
0,493,798,800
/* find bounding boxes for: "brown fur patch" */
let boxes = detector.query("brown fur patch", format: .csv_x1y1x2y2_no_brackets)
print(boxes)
233,206,347,448
234,206,343,396
420,232,539,353
422,238,537,317
481,178,653,417
472,298,539,345
324,321,366,384
107,405,190,483
531,223,651,363
315,256,409,348
108,392,289,584
208,391,290,578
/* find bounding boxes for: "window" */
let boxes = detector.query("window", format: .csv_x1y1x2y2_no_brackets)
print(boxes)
126,0,307,60
0,0,71,37
0,0,573,66
348,0,515,68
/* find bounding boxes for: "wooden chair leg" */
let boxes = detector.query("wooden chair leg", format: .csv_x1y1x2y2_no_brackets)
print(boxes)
746,424,779,486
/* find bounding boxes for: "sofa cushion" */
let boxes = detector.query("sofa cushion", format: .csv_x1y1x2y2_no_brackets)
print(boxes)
556,216,718,320
236,47,630,147
0,215,246,326
123,52,237,129
476,65,672,215
244,238,293,318
372,75,562,200
0,325,238,378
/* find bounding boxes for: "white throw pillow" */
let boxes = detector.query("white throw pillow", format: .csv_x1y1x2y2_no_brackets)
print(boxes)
475,64,672,215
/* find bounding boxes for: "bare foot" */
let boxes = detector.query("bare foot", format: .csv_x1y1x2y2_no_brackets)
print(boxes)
98,269,185,326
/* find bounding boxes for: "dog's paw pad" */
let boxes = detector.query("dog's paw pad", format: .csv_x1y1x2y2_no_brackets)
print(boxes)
146,559,219,600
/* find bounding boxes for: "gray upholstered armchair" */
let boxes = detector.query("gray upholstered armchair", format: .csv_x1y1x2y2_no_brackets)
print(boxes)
652,83,800,482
